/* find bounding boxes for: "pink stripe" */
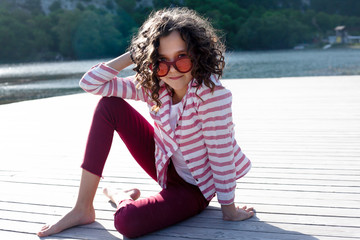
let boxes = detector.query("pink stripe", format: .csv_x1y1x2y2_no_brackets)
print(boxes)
202,112,232,124
202,125,229,132
99,64,118,75
235,154,246,167
157,167,166,181
180,119,201,130
163,137,176,151
208,151,233,158
155,156,163,167
159,106,170,118
155,146,160,157
212,168,235,176
236,161,251,175
199,102,231,115
198,88,212,98
201,91,231,107
113,79,118,96
180,135,204,147
181,110,197,121
80,78,98,87
88,71,108,83
154,133,162,144
85,87,98,93
233,148,241,158
206,141,233,149
196,174,212,187
210,159,234,167
182,144,203,156
188,158,208,172
202,184,215,195
186,152,207,164
177,128,201,140
97,84,107,95
80,77,94,86
122,81,127,98
130,82,136,99
204,133,231,141
193,166,212,179
214,177,235,185
216,185,236,193
107,81,113,96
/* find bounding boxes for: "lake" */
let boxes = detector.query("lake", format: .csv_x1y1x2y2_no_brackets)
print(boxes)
0,48,359,104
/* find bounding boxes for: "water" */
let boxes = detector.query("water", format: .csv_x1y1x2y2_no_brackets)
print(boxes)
0,48,359,104
224,48,360,78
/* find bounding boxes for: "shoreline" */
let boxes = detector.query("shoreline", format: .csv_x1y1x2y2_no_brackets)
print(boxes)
2,75,360,106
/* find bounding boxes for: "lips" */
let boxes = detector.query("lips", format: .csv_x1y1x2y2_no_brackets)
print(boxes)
169,76,182,80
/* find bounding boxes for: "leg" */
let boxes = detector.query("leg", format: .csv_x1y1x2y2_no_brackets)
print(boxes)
81,97,157,180
38,97,156,237
37,169,100,237
114,163,210,238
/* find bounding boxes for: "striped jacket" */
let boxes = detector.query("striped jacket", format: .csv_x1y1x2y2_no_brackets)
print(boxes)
79,63,251,205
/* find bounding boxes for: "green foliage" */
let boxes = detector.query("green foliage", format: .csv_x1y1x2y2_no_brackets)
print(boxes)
236,10,313,50
0,0,360,63
72,11,124,59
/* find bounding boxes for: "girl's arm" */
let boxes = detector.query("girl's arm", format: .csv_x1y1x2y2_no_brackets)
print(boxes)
197,83,253,221
79,52,148,102
105,51,133,72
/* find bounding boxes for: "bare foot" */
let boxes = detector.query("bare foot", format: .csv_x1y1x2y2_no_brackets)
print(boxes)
103,187,140,206
37,206,95,237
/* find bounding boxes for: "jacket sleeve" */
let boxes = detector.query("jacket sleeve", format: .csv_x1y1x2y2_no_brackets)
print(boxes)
198,85,237,205
79,63,148,102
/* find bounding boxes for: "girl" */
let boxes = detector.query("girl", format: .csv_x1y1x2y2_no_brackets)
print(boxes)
37,7,254,238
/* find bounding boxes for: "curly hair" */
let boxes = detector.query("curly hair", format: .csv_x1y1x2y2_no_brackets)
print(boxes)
129,7,225,109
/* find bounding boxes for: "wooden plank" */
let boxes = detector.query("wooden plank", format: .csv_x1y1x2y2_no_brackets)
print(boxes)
1,76,360,240
2,209,359,240
2,174,360,194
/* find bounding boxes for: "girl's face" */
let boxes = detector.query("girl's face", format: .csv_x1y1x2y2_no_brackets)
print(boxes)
157,31,193,102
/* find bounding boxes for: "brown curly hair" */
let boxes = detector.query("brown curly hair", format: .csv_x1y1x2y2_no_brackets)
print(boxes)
129,7,225,109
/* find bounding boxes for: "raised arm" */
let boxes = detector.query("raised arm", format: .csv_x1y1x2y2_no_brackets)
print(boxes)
105,51,133,72
79,52,148,102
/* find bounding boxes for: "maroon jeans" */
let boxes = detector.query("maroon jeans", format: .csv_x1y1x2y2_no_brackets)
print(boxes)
81,97,210,238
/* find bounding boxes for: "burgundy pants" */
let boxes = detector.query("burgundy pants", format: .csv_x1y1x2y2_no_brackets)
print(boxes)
81,97,210,238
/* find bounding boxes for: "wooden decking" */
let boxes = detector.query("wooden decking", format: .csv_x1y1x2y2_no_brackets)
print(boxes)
0,76,359,239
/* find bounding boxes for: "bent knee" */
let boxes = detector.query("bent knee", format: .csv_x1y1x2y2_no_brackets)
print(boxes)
114,201,146,238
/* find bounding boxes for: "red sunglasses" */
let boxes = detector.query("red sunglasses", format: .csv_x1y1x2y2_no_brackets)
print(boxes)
150,56,192,77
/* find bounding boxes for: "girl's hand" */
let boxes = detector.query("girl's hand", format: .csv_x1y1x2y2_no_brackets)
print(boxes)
221,203,254,221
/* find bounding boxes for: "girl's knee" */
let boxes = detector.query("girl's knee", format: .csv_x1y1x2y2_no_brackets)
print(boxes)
114,202,143,238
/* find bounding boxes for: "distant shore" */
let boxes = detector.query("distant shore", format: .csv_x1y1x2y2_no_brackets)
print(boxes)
1,48,360,105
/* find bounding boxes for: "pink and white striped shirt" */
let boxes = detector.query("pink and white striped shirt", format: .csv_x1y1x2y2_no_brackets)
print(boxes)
79,63,251,205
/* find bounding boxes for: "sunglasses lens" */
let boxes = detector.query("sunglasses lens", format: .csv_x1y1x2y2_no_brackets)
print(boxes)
157,62,169,77
176,58,192,73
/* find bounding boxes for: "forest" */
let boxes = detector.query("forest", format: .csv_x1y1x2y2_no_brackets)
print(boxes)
0,0,359,63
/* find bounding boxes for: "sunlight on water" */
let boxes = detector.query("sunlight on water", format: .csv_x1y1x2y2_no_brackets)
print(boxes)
1,48,359,104
0,59,102,79
224,48,360,78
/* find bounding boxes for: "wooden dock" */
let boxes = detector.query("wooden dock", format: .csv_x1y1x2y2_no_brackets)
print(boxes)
1,76,359,239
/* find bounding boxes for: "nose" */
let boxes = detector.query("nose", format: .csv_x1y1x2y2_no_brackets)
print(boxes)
168,64,177,74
